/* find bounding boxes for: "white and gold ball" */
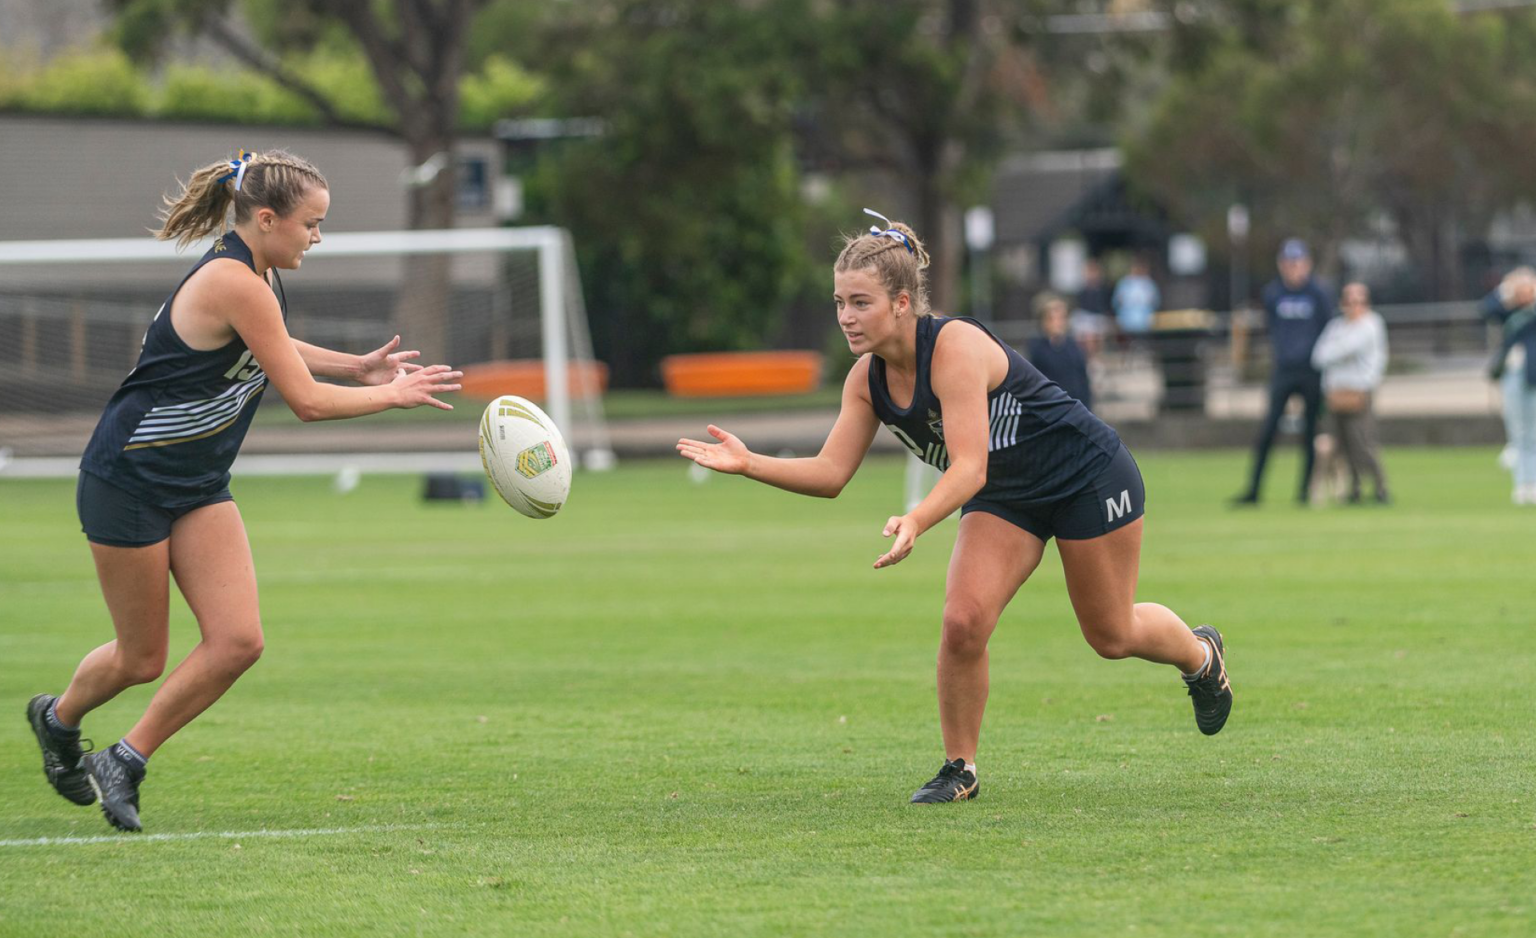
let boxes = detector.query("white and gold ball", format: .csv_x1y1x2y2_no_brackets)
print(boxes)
478,395,572,519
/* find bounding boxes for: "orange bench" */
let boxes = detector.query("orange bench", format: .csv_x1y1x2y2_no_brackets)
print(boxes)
458,359,610,401
660,351,825,398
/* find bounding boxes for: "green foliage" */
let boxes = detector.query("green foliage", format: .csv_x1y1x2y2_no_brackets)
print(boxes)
523,0,811,384
458,56,544,132
0,47,152,116
1125,0,1536,296
0,44,536,132
158,62,318,124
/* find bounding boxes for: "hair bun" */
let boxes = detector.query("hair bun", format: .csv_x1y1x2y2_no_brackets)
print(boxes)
887,222,930,270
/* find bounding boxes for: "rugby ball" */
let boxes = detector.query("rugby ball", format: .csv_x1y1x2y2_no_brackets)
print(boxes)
478,395,571,519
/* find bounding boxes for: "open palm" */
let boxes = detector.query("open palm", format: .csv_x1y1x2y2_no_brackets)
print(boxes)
676,425,751,475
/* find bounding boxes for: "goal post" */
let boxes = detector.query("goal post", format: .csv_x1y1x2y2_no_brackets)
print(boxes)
0,226,614,471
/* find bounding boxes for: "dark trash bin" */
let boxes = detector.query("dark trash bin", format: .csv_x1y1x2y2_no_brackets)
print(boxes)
1151,309,1217,413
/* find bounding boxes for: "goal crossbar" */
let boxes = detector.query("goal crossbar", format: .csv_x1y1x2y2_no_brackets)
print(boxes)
0,228,612,468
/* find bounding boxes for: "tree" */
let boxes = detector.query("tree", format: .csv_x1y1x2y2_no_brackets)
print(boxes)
1126,0,1536,300
107,0,503,356
790,1,1029,314
514,0,813,385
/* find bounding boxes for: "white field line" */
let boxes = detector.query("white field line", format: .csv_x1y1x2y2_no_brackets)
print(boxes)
0,822,443,848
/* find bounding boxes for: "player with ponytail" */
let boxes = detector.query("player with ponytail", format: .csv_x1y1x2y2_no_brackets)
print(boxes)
25,150,462,831
679,210,1232,803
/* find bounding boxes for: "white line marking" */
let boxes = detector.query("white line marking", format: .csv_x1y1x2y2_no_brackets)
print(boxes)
0,823,442,848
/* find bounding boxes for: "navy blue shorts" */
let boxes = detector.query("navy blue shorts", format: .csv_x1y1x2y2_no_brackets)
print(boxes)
76,471,233,548
962,443,1145,542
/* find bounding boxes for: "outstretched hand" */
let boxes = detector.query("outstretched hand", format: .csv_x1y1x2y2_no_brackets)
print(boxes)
357,335,424,386
676,425,752,475
392,364,462,410
874,514,919,569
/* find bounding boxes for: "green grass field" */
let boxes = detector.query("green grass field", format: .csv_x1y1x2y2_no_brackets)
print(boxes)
2,449,1533,937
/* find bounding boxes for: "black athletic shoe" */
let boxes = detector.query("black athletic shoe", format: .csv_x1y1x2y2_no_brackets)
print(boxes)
1185,625,1232,736
1228,493,1259,507
25,694,95,806
84,749,144,832
909,758,980,804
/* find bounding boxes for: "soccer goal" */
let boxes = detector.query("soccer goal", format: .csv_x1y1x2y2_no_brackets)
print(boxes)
0,227,614,474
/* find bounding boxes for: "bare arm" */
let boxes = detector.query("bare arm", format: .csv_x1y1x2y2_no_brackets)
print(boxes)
293,335,425,384
217,268,460,421
292,339,362,381
873,325,996,569
676,357,881,498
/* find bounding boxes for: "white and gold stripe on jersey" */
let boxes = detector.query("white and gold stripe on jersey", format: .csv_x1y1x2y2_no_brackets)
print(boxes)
123,374,267,450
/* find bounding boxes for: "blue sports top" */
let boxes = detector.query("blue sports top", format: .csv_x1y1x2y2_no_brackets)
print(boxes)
80,231,284,507
868,316,1121,505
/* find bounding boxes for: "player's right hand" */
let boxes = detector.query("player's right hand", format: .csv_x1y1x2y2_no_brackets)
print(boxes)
392,364,462,410
676,425,751,475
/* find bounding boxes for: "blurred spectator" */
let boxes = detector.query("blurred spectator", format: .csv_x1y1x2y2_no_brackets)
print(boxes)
1027,292,1093,411
1070,257,1112,356
1484,266,1536,505
1311,282,1390,504
1233,238,1335,505
1112,257,1159,338
1076,257,1111,316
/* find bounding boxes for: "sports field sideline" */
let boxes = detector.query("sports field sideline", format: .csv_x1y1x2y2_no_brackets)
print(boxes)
1,449,1532,937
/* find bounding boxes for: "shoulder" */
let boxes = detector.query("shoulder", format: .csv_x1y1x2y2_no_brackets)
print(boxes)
185,257,266,297
843,353,874,395
837,354,879,413
932,317,996,357
1261,280,1283,302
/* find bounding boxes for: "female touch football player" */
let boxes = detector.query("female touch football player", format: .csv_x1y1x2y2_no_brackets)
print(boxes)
26,150,462,831
677,212,1232,804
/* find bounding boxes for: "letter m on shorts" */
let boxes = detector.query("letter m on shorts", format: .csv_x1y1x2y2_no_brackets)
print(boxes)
1105,489,1132,522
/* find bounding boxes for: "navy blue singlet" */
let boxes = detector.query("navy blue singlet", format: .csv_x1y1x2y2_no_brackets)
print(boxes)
868,316,1120,505
80,231,284,507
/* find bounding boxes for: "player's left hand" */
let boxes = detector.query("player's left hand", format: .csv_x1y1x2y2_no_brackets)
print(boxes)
357,335,424,386
874,514,919,569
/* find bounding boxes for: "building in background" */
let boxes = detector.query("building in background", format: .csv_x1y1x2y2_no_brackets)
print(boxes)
987,148,1211,330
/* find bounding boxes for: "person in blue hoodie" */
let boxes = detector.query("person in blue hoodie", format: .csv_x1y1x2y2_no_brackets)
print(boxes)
1233,239,1334,505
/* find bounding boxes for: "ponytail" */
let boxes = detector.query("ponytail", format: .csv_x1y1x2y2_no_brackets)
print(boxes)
157,149,328,248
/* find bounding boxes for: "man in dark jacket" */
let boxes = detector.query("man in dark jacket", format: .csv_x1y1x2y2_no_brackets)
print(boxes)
1026,292,1094,411
1233,239,1334,505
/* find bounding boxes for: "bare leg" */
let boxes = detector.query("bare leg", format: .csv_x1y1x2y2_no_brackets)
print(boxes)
122,501,263,757
55,541,172,727
1057,518,1206,672
937,512,1046,762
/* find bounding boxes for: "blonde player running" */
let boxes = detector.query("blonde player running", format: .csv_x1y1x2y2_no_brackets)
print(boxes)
26,150,462,831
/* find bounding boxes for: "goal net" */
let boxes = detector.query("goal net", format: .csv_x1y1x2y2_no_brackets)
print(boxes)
0,227,614,474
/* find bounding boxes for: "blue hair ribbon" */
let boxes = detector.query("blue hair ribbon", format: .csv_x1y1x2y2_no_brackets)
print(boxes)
216,150,254,191
862,207,915,255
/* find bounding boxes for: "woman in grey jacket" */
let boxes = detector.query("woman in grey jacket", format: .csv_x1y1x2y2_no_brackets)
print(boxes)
1311,282,1389,503
1484,267,1536,505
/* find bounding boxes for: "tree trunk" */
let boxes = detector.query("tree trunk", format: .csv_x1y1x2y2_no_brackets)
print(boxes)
915,132,968,316
397,135,458,362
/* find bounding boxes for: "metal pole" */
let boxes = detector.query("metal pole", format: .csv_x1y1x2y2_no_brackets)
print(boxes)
538,230,571,437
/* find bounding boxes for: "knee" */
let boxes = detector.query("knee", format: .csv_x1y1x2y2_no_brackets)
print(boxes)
1082,624,1135,660
120,648,168,685
940,602,994,660
212,627,264,672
